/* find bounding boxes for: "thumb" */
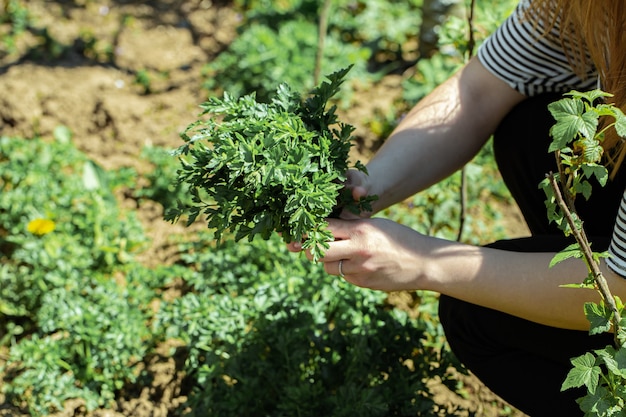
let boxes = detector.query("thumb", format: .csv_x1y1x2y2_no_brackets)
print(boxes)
345,169,370,200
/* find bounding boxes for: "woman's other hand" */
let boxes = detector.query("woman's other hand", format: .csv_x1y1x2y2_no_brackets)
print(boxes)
289,217,431,292
339,168,378,219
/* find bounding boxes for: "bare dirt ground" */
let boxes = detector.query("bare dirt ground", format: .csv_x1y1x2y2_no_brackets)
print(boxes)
0,1,529,415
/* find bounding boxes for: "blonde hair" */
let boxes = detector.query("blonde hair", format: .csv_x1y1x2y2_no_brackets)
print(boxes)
526,0,626,176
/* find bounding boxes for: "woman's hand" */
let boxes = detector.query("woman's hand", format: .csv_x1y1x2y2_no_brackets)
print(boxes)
339,169,378,219
288,217,432,292
287,216,626,330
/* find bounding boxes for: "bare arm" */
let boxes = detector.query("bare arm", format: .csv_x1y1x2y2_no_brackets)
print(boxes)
315,218,626,331
291,57,622,331
363,56,525,212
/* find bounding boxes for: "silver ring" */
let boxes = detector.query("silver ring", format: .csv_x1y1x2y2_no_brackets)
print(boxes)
338,259,345,277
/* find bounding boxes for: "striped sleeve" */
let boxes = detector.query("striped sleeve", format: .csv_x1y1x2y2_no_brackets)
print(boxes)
607,189,626,278
477,0,597,97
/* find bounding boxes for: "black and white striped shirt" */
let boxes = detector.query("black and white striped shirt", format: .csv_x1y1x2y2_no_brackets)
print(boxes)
477,0,597,95
477,0,626,277
608,196,626,277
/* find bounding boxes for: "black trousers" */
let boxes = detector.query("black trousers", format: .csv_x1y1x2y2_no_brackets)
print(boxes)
438,94,626,416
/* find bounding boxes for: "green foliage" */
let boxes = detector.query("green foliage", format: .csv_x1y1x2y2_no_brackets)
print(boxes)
0,136,147,320
540,90,626,234
237,0,423,53
233,0,319,24
155,232,453,417
4,275,155,414
329,0,422,65
542,90,626,416
203,19,370,102
168,67,375,261
134,144,192,210
0,135,162,414
134,69,152,95
206,0,433,101
403,0,517,105
0,0,30,55
562,344,626,415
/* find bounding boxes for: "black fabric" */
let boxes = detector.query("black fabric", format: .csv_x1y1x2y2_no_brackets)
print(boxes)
438,94,625,416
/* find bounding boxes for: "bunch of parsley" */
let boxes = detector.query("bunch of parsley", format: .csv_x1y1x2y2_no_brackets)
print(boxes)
167,67,374,260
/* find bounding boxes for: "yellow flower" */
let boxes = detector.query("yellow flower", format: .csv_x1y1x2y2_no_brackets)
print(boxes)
27,218,56,236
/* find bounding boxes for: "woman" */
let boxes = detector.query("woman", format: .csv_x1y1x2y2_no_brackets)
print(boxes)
288,1,626,415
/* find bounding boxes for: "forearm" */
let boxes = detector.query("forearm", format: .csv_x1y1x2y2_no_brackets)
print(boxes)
366,57,524,213
303,217,624,332
423,238,625,331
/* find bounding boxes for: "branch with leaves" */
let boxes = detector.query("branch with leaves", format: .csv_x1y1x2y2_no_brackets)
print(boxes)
542,90,626,341
541,90,626,413
546,172,621,338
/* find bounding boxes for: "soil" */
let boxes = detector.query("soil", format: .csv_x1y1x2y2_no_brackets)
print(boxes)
0,1,530,416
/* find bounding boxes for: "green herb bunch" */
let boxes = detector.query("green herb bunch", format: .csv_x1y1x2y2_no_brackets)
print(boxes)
167,67,375,260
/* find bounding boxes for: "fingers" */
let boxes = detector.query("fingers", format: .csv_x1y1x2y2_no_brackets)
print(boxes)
286,240,302,253
343,170,375,219
285,219,363,281
351,184,369,202
288,240,351,280
285,219,355,250
290,219,351,257
325,218,356,241
309,220,357,264
345,170,369,200
322,258,348,278
345,168,366,187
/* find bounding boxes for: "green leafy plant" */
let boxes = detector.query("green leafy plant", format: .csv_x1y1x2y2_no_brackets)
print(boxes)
0,0,30,55
202,19,370,102
167,67,376,261
155,231,455,417
4,276,155,414
0,135,159,415
218,0,427,99
134,144,192,210
540,90,626,415
0,136,146,320
403,0,517,106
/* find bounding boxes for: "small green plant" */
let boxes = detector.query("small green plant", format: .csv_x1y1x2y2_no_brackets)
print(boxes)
0,0,30,55
134,69,152,94
540,90,626,415
216,0,428,100
403,0,517,106
0,136,145,319
167,67,376,261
